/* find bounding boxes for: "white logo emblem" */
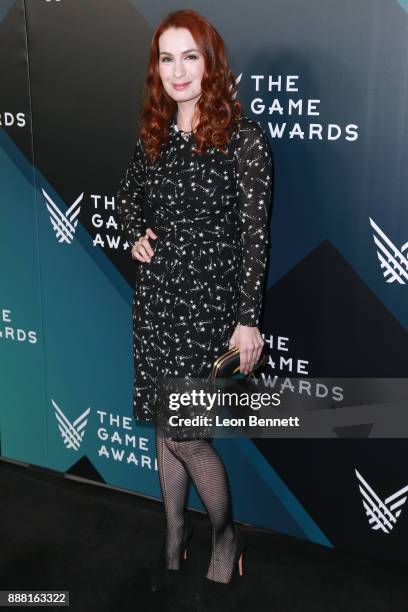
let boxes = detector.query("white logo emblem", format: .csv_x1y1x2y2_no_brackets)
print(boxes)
52,399,90,451
355,468,408,533
230,72,242,98
42,188,84,244
369,217,408,284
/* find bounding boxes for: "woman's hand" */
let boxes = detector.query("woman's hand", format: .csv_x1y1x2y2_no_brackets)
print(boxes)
228,324,264,375
131,228,158,262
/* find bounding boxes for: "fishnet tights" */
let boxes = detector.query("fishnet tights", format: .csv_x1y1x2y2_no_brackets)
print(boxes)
155,428,237,583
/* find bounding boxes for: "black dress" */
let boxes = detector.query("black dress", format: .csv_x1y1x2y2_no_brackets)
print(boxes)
116,114,273,433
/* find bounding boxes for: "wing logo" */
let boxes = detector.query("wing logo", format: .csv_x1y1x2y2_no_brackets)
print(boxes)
369,217,408,284
42,188,84,244
52,399,90,451
355,468,408,534
231,72,242,98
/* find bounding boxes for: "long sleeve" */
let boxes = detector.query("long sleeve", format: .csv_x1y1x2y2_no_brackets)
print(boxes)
235,120,273,326
115,137,147,248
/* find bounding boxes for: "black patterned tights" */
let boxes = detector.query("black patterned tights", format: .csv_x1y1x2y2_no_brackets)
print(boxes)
155,428,237,583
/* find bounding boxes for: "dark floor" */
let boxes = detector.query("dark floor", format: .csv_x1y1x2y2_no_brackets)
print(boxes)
0,458,407,611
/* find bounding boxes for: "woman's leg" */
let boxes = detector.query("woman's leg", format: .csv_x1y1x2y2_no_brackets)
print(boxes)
155,428,190,569
164,436,236,584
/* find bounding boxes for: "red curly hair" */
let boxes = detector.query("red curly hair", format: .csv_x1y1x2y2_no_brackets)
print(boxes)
139,9,243,165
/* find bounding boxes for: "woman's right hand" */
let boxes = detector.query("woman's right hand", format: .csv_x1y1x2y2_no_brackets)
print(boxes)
131,228,158,262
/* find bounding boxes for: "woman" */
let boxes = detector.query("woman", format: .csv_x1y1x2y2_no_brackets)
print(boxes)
116,9,273,604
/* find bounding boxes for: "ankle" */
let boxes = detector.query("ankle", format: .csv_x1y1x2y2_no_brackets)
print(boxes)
161,522,186,569
206,524,237,583
214,524,235,547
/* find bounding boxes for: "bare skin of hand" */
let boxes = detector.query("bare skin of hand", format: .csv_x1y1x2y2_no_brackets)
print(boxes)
131,228,158,262
229,324,264,375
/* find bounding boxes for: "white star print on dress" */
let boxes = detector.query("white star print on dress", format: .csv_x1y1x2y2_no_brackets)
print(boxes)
116,114,273,426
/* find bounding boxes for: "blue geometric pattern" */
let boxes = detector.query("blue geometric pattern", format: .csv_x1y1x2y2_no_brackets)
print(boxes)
396,1,408,12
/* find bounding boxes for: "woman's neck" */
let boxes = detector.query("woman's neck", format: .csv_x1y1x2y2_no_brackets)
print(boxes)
176,107,197,133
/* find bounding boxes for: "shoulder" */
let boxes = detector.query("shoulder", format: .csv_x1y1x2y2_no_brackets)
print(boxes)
135,136,145,156
236,114,267,136
232,115,272,156
133,136,148,166
233,115,270,147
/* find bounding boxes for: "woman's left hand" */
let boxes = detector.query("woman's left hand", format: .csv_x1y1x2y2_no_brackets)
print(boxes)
228,324,264,375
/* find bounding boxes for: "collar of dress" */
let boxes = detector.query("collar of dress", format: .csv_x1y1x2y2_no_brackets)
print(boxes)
170,117,193,141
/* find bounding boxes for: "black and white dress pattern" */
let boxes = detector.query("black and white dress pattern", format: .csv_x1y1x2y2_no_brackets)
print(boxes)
116,114,273,427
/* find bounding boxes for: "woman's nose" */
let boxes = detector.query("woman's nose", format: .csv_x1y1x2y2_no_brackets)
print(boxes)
173,61,186,79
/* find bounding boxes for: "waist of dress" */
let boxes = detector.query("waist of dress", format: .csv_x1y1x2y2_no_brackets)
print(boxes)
152,213,235,236
154,227,240,252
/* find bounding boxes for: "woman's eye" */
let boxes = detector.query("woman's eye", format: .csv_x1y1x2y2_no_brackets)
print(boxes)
160,55,199,62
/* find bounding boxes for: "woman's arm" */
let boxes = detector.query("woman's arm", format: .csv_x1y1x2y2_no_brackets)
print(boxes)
228,120,273,374
235,120,273,326
115,137,147,248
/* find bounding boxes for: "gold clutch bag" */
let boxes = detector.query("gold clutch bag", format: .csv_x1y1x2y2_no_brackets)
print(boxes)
209,345,268,383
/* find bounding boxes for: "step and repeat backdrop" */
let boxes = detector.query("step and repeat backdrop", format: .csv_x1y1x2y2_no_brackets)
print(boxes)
1,0,407,563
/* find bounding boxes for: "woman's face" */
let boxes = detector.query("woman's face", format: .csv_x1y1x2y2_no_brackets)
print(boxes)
158,27,205,105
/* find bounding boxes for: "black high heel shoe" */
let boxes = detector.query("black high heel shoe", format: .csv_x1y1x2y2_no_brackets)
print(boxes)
195,523,247,604
150,514,194,592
